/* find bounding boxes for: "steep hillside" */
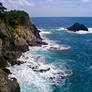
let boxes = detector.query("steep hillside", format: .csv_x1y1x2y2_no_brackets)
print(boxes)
0,10,45,92
0,10,44,68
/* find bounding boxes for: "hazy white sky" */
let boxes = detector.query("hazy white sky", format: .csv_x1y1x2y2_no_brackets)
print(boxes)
0,0,92,17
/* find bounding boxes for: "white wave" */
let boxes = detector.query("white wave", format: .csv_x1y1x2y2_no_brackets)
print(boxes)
38,29,71,51
42,38,70,51
8,55,53,92
39,29,51,35
40,31,51,34
8,49,71,92
56,27,92,34
56,27,67,31
67,28,92,34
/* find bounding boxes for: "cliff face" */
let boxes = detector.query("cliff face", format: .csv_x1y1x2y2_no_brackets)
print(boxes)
0,21,43,92
0,20,43,68
0,10,44,92
0,69,20,92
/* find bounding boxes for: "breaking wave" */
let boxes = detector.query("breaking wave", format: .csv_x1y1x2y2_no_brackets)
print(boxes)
40,29,71,51
56,27,68,31
56,27,92,34
74,28,92,34
66,28,92,34
42,38,70,51
8,28,71,92
8,49,71,92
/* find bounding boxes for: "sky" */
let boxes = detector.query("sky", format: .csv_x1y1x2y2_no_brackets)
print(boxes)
0,0,92,17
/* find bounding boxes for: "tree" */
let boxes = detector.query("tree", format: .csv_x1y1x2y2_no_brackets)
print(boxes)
0,2,6,13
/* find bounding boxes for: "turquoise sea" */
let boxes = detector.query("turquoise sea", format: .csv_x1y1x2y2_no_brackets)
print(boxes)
9,17,92,92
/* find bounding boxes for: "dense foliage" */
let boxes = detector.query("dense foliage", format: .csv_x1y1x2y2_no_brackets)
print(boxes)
0,2,32,29
4,10,32,28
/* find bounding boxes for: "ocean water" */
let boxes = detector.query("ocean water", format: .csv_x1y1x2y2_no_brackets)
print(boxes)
9,17,92,92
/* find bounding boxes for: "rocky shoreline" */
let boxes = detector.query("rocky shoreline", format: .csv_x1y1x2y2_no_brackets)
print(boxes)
0,9,46,92
0,69,20,92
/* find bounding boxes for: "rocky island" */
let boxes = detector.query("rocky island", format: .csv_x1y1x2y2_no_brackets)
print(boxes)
67,22,88,32
0,2,45,92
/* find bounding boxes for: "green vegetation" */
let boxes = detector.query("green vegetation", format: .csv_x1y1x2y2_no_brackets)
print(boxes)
0,2,33,68
0,2,32,29
4,10,32,29
2,10,33,39
0,2,33,39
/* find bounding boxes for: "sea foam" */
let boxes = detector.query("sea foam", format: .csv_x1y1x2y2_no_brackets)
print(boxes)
56,27,68,31
40,29,71,51
8,54,53,92
8,49,71,92
66,28,92,34
75,28,92,34
8,29,71,92
56,27,92,34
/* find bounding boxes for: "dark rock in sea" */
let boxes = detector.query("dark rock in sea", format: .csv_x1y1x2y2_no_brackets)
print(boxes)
49,47,60,50
39,68,50,73
42,42,48,45
15,60,26,65
28,64,50,73
33,67,50,73
0,69,20,92
2,68,12,75
67,22,88,32
28,41,48,47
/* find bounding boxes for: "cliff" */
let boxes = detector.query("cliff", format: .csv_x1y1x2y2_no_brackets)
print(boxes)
0,10,44,68
0,10,45,92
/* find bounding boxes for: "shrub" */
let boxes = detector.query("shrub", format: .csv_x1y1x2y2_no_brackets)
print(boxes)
4,10,32,28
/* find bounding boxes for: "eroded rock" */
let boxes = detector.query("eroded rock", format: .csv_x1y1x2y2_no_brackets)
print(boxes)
0,69,20,92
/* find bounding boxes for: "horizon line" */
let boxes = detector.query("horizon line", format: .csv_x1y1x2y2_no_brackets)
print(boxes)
31,16,92,18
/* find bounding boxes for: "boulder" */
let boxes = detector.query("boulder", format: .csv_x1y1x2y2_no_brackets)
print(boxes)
15,60,26,65
28,64,50,73
67,22,88,32
2,68,12,75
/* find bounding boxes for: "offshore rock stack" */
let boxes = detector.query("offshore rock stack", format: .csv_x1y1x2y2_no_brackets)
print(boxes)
67,22,88,32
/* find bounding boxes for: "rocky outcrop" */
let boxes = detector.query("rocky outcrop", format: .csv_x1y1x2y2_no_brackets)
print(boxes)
67,22,88,32
0,10,46,92
28,64,50,73
0,69,20,92
0,20,44,68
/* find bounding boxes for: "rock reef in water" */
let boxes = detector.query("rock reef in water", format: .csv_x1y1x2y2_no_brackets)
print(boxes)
28,64,50,73
67,22,88,32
